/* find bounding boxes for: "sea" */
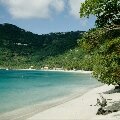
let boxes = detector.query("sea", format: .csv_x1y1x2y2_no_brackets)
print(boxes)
0,70,101,119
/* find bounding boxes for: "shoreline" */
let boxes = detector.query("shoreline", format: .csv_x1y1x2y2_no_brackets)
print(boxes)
26,84,120,120
0,86,97,120
0,68,92,74
1,85,120,120
40,69,92,73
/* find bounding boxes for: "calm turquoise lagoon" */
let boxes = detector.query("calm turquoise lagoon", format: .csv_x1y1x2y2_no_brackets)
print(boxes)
0,70,100,115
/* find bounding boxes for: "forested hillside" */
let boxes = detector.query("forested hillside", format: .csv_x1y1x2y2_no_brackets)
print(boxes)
0,23,84,69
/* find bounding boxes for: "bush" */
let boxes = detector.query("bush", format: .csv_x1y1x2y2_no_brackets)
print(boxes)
79,28,120,85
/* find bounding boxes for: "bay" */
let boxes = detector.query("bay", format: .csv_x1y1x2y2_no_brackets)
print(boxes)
0,70,100,115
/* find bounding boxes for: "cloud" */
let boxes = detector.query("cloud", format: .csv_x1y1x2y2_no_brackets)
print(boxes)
68,0,85,18
0,0,64,19
0,0,86,19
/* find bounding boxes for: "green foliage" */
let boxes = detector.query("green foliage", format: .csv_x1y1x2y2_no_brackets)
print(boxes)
93,37,120,85
0,23,84,69
78,28,106,53
78,28,120,85
40,46,94,71
41,48,84,70
80,0,120,27
78,28,120,53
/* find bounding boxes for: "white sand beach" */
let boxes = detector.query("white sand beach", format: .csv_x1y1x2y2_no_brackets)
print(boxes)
2,68,93,74
39,69,93,74
27,85,120,120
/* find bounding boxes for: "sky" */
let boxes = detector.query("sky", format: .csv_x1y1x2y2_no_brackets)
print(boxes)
0,0,96,35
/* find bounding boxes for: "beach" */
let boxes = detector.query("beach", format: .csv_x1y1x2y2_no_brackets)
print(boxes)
42,69,93,74
0,70,120,120
16,69,93,74
27,85,120,120
0,70,99,120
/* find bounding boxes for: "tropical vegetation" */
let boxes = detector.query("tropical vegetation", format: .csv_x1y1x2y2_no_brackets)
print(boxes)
0,23,84,69
80,0,120,85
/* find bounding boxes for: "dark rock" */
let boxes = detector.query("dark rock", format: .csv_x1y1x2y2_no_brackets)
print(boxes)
113,110,118,112
103,110,112,115
96,107,107,115
115,85,120,89
96,107,113,115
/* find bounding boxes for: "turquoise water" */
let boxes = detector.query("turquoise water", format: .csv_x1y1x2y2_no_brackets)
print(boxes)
0,70,100,114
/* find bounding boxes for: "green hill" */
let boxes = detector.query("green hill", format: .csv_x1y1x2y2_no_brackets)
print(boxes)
0,23,84,69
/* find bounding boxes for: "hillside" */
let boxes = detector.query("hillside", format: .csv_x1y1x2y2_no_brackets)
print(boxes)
42,27,120,73
0,23,84,69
